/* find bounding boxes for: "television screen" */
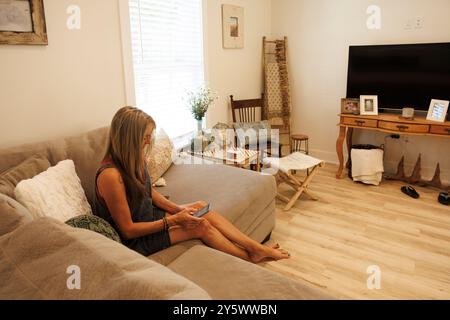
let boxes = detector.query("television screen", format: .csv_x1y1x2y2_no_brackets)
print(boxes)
346,43,450,111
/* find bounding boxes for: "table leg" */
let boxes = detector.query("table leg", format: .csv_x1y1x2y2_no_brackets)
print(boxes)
256,154,261,172
335,126,347,179
346,127,353,169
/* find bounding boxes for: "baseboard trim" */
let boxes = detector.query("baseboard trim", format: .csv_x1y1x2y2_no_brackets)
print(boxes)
309,149,339,165
306,148,449,185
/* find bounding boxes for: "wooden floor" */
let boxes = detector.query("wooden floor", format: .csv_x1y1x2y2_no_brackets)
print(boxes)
262,164,450,300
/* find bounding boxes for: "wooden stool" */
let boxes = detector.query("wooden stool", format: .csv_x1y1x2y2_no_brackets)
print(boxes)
291,134,309,154
291,134,309,174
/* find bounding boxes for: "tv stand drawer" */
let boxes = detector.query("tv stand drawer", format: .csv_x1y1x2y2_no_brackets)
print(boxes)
379,121,429,133
430,125,450,135
342,117,378,128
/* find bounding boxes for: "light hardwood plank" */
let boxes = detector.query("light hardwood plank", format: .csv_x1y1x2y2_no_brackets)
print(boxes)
262,163,450,300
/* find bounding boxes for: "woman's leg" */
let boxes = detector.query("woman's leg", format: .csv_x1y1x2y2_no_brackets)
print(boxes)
168,219,250,261
180,201,271,250
202,210,289,262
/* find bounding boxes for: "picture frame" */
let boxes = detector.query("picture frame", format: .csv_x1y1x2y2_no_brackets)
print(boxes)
222,4,244,49
341,98,360,115
360,95,378,115
426,99,449,123
0,0,47,45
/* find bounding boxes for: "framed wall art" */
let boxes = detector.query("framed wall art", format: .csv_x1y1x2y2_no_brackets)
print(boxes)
222,4,244,49
0,0,47,45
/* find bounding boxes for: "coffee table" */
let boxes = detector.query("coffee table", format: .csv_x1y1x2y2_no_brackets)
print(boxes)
188,147,260,171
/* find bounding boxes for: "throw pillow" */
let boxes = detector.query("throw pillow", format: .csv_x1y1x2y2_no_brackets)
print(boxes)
209,122,234,148
233,120,271,147
146,129,174,183
14,159,92,222
0,193,33,236
0,153,51,198
65,215,121,243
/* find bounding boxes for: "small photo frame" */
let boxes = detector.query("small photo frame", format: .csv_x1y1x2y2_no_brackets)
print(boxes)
426,99,449,123
360,95,378,115
341,98,360,115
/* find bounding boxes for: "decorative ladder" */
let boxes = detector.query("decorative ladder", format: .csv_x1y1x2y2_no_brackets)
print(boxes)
262,36,292,156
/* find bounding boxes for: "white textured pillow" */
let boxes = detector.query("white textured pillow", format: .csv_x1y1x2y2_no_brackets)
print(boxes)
146,129,174,183
14,160,92,222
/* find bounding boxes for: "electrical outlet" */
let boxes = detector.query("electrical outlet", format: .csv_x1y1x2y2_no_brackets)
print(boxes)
414,17,423,29
404,136,410,144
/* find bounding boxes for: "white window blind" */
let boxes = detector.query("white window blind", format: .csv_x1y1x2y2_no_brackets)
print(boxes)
129,0,204,138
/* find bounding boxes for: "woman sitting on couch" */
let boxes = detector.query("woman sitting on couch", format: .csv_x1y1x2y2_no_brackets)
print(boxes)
95,106,290,263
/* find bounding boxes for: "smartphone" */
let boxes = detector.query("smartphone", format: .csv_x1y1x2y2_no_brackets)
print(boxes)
193,203,210,218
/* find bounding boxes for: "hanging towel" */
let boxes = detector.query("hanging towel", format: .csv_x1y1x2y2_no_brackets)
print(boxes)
351,149,384,186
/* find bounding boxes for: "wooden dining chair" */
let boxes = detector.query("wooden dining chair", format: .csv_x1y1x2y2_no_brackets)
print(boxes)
230,94,282,159
230,94,264,123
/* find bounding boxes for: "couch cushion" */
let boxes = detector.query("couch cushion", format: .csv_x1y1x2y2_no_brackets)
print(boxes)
0,127,109,207
168,245,333,300
146,128,175,183
0,143,52,176
14,160,93,221
0,153,51,198
0,217,211,300
66,214,121,243
149,239,203,266
48,126,110,207
159,160,276,233
0,194,33,236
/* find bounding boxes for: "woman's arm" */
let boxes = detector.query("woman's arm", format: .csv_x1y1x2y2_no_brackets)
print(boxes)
151,187,183,214
97,168,199,239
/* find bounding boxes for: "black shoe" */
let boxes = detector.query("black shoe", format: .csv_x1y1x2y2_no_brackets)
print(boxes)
438,192,449,206
401,185,420,199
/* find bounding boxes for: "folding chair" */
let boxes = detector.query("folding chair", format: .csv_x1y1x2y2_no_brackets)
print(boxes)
263,152,324,211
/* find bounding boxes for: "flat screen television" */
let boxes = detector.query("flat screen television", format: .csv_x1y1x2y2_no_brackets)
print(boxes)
346,42,450,112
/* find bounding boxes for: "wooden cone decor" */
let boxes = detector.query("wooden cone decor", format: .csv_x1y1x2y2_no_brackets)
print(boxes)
389,156,406,180
421,163,443,189
386,154,449,191
406,154,422,184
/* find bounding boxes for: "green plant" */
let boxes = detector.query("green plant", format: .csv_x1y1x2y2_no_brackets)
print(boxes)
186,86,217,121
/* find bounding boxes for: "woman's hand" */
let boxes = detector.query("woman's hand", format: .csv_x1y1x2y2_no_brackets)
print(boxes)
168,207,203,229
179,201,208,212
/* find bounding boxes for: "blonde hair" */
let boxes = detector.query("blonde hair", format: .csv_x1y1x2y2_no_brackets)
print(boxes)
105,106,156,208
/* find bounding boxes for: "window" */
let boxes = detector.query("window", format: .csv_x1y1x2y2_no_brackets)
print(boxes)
129,0,204,138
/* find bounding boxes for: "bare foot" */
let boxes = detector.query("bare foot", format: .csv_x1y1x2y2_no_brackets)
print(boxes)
249,245,290,263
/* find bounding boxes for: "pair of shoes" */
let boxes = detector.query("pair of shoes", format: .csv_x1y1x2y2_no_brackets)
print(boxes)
401,185,420,199
438,192,449,206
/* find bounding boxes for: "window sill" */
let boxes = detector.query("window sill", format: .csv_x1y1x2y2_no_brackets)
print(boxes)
172,131,195,151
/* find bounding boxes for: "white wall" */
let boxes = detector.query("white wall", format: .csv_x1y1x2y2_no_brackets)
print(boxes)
0,0,126,149
0,0,271,148
204,0,272,127
271,0,450,182
2,0,448,183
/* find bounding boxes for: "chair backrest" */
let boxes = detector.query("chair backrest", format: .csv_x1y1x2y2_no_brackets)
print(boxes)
230,94,265,123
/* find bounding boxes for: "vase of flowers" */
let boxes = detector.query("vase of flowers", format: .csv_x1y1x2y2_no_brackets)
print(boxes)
186,86,217,133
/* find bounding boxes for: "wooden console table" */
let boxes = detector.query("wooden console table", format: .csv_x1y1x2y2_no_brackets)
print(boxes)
336,113,450,178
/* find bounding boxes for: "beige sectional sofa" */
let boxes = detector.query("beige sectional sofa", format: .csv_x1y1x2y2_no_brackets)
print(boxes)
0,127,331,300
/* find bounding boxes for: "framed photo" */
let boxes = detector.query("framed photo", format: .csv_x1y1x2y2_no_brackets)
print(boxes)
426,99,449,123
222,4,244,49
341,98,360,115
360,95,378,115
0,0,47,45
